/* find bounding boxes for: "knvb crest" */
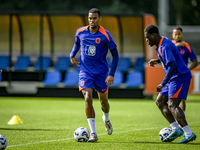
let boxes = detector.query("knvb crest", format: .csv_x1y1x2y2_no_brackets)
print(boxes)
85,45,96,56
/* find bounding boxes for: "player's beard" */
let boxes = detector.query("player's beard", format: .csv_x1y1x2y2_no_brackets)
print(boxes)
91,25,97,29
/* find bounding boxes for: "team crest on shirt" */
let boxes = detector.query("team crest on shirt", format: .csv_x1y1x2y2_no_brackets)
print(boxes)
85,45,96,56
180,49,185,55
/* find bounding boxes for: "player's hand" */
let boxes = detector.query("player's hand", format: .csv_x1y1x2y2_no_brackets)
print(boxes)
70,57,79,67
105,76,114,86
148,59,159,67
157,84,164,92
0,70,2,73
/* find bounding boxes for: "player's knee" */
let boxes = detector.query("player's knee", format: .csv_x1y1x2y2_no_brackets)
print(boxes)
156,99,162,108
168,102,175,111
85,96,93,106
101,100,108,107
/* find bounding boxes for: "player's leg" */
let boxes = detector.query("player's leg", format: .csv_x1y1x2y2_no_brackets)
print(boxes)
179,99,186,112
156,94,177,124
168,98,187,127
156,93,181,142
82,88,98,142
94,73,112,135
97,91,113,135
79,71,98,142
165,77,196,143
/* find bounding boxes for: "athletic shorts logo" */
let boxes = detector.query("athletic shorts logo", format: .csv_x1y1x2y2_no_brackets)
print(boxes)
85,45,96,56
81,81,85,87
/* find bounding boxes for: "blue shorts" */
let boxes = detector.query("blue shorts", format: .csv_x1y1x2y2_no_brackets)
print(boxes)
79,71,108,93
160,73,191,100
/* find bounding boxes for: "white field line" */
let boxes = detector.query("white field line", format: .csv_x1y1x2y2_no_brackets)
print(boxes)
7,121,200,148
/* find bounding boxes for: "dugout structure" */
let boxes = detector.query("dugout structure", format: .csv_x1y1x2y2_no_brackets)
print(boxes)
0,12,156,98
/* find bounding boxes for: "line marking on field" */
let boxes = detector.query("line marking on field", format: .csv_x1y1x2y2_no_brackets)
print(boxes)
7,121,200,148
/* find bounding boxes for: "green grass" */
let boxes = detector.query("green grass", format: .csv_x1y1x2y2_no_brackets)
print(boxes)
0,96,199,150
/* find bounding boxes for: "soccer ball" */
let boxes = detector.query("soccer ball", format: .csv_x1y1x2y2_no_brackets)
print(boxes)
0,134,7,150
159,127,172,141
74,127,90,142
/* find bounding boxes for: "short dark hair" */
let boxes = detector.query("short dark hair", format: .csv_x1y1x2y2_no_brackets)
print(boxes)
89,8,101,17
144,24,159,34
173,26,183,32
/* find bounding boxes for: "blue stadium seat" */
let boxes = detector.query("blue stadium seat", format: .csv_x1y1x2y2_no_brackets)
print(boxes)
0,56,10,70
133,57,145,72
43,70,62,86
110,71,123,87
116,57,131,72
125,71,143,88
14,55,31,70
54,56,71,71
34,56,51,71
63,70,79,87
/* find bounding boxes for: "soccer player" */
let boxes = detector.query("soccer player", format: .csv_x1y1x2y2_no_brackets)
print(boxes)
144,24,196,143
70,8,119,142
172,27,198,112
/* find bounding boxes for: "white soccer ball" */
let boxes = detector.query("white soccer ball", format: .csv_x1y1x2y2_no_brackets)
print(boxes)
74,127,90,142
159,127,172,141
0,134,7,150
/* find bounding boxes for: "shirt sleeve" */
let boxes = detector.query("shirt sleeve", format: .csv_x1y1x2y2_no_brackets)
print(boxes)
161,61,177,86
109,48,119,76
70,36,80,58
162,45,176,66
188,46,197,61
107,31,117,50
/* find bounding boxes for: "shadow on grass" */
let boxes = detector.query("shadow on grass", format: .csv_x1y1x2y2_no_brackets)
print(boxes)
101,141,200,145
0,128,65,131
133,141,200,145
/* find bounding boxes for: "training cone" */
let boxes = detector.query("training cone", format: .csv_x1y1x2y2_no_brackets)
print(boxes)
7,115,23,125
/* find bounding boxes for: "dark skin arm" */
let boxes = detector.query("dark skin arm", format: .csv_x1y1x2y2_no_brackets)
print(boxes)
189,58,198,70
148,59,159,67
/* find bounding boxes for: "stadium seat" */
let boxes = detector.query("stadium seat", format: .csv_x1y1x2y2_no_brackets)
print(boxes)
63,70,79,87
133,57,145,72
125,71,143,88
116,57,131,72
0,56,10,70
43,70,62,86
14,55,31,70
54,56,71,71
34,56,51,71
110,71,123,87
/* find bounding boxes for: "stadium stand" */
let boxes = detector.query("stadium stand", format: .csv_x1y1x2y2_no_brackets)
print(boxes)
63,70,79,87
125,71,143,88
110,71,123,87
43,70,62,86
54,56,71,71
14,55,31,71
116,57,131,72
133,57,145,72
34,56,51,71
0,56,10,70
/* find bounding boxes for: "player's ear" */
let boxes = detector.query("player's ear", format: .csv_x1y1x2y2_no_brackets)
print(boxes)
99,16,102,21
152,33,156,38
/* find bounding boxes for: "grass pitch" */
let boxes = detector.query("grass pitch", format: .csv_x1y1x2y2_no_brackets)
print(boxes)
0,96,199,150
